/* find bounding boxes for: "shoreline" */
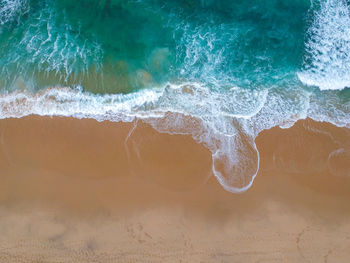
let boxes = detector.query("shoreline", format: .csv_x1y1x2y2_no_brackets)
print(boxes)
0,116,349,262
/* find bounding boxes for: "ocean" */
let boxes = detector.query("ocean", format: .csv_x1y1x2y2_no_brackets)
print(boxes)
0,0,349,192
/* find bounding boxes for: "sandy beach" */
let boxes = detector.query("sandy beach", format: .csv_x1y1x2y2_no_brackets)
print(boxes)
1,0,349,261
0,116,349,262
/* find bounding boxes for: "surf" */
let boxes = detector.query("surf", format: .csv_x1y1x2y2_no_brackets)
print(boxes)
0,0,349,192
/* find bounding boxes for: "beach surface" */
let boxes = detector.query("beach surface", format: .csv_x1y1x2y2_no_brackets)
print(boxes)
0,116,350,262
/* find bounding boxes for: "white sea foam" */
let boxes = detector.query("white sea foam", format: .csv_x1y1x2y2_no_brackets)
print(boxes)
0,81,348,192
298,0,350,90
0,4,103,86
174,20,238,86
0,0,28,25
0,87,163,121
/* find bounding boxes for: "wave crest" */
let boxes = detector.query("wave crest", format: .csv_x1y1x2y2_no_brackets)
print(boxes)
299,0,350,90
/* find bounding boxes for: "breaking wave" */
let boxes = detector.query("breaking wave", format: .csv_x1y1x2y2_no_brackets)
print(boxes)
298,0,350,90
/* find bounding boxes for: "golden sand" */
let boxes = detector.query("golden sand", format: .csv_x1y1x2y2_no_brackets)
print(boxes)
0,116,349,262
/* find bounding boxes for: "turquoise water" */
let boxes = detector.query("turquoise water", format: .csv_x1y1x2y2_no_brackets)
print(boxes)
0,0,349,192
0,0,311,92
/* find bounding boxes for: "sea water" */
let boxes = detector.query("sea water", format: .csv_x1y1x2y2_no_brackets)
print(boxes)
0,0,349,192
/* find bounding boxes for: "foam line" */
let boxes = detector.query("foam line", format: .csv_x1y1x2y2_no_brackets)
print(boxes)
0,81,348,192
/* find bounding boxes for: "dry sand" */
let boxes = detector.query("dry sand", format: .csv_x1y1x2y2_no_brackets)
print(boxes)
0,116,349,262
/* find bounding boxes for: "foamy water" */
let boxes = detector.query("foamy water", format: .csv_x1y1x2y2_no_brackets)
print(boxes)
0,0,349,192
298,0,350,90
0,81,348,192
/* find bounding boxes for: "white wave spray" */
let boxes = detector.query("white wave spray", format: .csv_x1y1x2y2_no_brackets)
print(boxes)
298,0,350,90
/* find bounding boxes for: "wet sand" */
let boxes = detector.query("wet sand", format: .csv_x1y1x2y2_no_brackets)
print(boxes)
0,116,350,262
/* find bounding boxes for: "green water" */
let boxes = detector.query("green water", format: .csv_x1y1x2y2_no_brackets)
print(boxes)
0,0,312,93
